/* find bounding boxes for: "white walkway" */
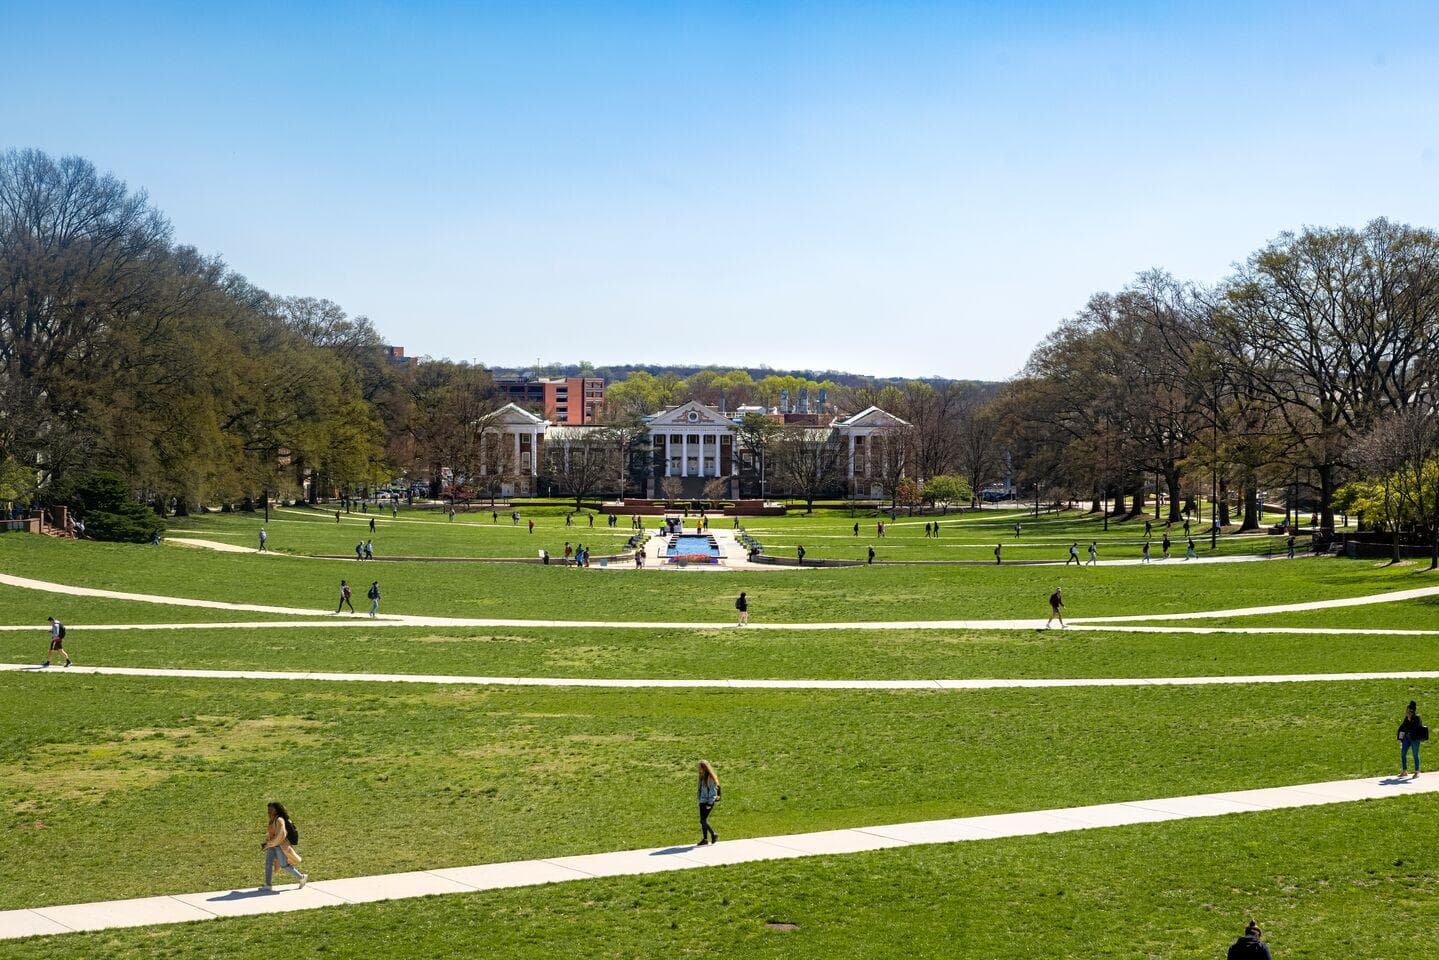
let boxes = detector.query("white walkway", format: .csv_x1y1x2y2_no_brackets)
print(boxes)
4,570,1439,632
3,773,1434,941
7,662,1439,691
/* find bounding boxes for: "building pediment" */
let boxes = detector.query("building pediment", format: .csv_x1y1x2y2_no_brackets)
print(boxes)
645,400,735,428
480,402,549,428
833,406,909,429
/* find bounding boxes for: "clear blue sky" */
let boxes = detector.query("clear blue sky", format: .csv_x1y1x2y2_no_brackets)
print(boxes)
5,1,1437,379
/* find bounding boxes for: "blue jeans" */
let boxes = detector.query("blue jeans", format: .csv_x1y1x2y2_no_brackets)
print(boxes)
265,846,303,885
1402,736,1421,773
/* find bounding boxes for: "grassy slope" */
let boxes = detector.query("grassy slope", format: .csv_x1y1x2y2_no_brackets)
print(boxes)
168,507,637,559
4,797,1436,959
6,622,1439,681
0,538,1424,622
3,672,1431,908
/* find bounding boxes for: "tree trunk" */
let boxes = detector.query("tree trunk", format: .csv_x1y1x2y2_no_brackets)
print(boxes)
1317,462,1337,533
1240,483,1259,532
1164,464,1183,522
1218,479,1230,526
1125,481,1144,518
1110,486,1127,517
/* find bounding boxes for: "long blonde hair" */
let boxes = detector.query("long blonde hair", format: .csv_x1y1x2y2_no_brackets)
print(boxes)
698,759,719,788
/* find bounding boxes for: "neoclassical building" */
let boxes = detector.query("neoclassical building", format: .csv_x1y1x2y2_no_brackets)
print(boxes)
470,399,910,500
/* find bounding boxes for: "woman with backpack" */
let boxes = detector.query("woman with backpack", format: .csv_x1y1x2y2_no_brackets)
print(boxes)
260,801,308,889
696,760,721,845
1399,700,1427,778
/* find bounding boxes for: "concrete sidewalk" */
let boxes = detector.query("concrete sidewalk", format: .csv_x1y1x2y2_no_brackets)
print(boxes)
3,773,1434,941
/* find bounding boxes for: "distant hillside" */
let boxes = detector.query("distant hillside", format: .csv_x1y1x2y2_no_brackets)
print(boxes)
489,362,993,390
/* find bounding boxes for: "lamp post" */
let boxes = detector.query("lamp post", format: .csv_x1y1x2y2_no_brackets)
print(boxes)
1211,385,1219,550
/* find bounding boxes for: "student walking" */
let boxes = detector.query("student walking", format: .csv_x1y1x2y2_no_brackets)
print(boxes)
1286,534,1296,559
354,541,364,561
43,617,71,667
1144,520,1152,539
1066,542,1080,565
853,522,860,536
735,592,749,627
368,517,375,533
1046,588,1066,629
1227,920,1271,959
258,528,268,552
336,580,354,613
796,545,806,565
696,760,721,845
367,581,381,618
528,519,535,534
1185,537,1197,560
1141,541,1151,563
1183,518,1191,536
1161,533,1171,559
364,539,374,559
1014,522,1022,538
994,543,1002,564
335,510,342,523
1086,542,1098,565
1399,700,1427,778
564,542,573,565
588,514,594,527
924,521,932,538
867,545,876,564
260,802,308,890
448,508,455,522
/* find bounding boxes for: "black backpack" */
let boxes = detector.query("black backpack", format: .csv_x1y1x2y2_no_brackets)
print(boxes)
57,624,66,639
286,819,300,846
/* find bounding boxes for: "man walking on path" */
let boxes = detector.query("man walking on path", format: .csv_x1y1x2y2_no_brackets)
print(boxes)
364,539,374,560
1161,533,1171,559
1287,534,1296,559
529,519,535,534
448,508,455,522
43,617,71,667
994,543,1002,564
336,580,354,614
1227,921,1271,959
355,541,364,561
735,591,749,626
1046,588,1066,629
853,522,860,536
1087,542,1098,565
367,581,381,618
1014,522,1022,538
1144,519,1152,539
867,545,876,564
1186,537,1197,560
369,517,375,533
924,521,932,538
258,528,267,552
1066,542,1080,565
796,545,806,565
1141,541,1151,563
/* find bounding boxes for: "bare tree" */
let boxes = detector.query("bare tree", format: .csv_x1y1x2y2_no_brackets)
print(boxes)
770,425,845,513
545,429,621,510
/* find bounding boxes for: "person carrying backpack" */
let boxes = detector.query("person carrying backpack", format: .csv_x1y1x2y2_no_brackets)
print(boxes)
1046,588,1066,629
43,617,71,668
260,801,308,890
1399,700,1428,778
735,592,749,627
1227,920,1271,959
696,760,721,845
336,580,354,613
367,581,382,619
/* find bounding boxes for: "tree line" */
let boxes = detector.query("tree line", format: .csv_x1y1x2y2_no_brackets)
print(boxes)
8,150,1438,540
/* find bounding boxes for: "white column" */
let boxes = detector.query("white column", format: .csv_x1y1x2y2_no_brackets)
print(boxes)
681,435,689,477
864,432,872,478
513,432,521,474
531,431,539,476
848,434,856,478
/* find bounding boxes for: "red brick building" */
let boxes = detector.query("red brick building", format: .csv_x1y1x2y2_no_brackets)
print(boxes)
495,376,605,425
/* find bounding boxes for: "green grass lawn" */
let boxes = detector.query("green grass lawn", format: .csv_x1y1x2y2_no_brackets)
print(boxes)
165,506,639,559
4,794,1435,959
742,508,1287,561
6,621,1439,681
0,537,1424,623
3,672,1429,909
